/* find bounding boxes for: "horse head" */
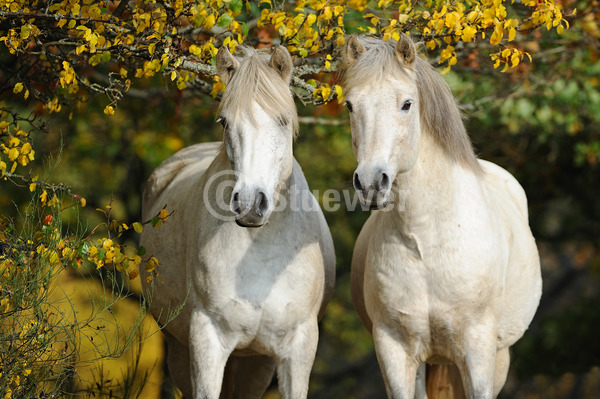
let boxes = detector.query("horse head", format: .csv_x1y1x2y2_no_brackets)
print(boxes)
343,34,421,209
216,45,298,227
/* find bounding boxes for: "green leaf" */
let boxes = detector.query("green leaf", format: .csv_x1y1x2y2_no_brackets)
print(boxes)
78,242,89,258
217,13,234,28
151,216,160,227
228,0,243,13
137,246,147,256
242,22,249,36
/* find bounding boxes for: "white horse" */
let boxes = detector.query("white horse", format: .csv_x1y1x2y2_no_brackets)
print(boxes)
344,35,542,399
140,45,335,399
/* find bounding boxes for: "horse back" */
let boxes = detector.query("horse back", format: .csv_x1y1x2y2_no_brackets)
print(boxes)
478,159,528,220
142,142,222,220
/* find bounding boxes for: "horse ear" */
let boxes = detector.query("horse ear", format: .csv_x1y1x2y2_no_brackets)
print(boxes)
345,34,366,65
216,46,240,84
269,45,293,83
395,33,416,67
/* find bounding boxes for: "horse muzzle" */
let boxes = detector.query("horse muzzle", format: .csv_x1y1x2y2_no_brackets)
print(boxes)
230,188,272,227
353,164,392,209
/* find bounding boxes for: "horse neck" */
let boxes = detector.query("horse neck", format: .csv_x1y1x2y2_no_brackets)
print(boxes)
391,128,478,230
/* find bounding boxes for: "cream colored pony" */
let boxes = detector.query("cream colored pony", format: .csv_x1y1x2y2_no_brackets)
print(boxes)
140,45,335,399
344,35,542,399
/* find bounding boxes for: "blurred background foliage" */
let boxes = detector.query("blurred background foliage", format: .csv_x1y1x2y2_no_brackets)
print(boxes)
2,0,600,398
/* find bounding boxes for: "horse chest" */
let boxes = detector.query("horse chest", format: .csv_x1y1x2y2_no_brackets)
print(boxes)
364,225,503,329
193,231,323,344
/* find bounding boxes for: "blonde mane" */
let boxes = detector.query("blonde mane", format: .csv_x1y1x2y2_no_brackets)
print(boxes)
217,46,299,136
344,38,481,174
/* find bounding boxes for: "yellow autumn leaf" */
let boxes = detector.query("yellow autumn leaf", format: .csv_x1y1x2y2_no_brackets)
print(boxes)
13,82,23,94
20,142,32,155
9,136,20,147
132,222,143,234
145,256,159,272
334,85,344,103
511,53,520,68
461,26,477,42
8,148,19,161
159,208,169,222
490,24,503,45
189,44,202,57
203,14,216,30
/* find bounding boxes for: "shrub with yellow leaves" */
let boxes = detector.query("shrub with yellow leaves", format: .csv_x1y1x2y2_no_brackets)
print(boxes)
0,167,176,397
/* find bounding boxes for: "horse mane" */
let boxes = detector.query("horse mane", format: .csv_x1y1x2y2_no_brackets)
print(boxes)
217,46,299,137
343,38,481,174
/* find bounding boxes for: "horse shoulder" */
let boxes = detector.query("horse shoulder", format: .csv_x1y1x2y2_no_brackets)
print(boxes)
142,142,222,219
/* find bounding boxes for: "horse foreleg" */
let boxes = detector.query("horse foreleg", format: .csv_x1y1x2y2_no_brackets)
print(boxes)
189,312,233,399
492,348,510,398
458,322,497,399
372,326,419,399
276,320,319,399
415,363,428,399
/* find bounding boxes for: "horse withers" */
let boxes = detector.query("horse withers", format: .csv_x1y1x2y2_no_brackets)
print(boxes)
140,45,335,399
344,34,542,399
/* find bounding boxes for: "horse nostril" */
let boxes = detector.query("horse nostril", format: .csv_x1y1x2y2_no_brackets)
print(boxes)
379,172,390,191
353,172,364,192
256,191,269,217
232,191,241,215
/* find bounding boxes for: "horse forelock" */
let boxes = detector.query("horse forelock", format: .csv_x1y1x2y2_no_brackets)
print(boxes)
217,46,299,137
344,38,481,174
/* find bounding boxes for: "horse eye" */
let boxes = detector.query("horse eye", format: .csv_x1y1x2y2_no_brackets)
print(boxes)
344,101,354,113
402,100,413,111
217,117,227,128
